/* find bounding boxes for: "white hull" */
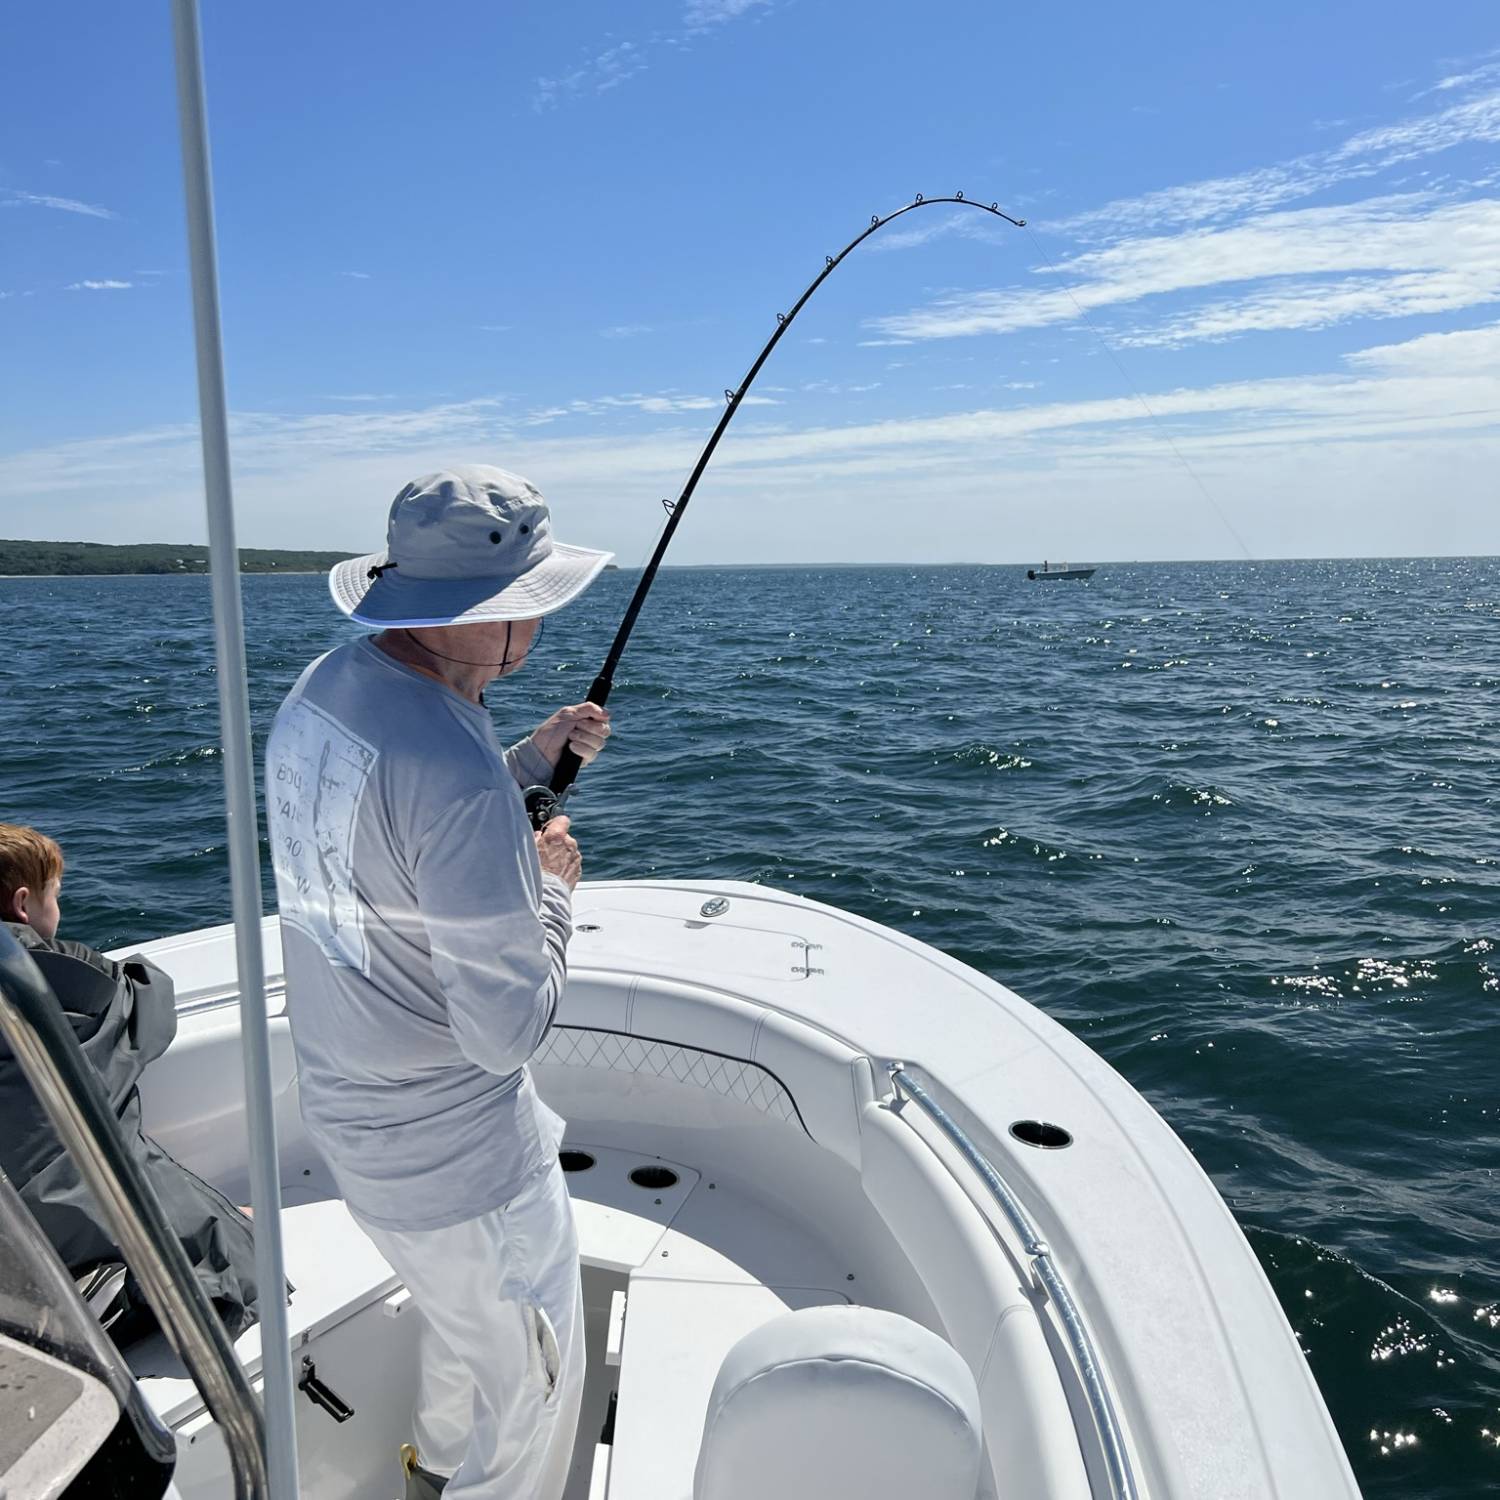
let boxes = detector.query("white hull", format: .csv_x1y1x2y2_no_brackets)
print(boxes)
114,880,1359,1499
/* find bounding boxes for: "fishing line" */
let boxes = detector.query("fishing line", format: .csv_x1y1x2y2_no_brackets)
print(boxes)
523,194,1027,828
1022,223,1254,562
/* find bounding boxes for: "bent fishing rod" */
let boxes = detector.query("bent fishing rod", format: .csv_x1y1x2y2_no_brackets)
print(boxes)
523,193,1026,830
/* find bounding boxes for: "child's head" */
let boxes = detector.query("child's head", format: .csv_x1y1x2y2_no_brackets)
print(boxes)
0,823,64,941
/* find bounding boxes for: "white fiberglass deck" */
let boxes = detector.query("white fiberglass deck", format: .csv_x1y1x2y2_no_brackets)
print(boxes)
115,879,1360,1499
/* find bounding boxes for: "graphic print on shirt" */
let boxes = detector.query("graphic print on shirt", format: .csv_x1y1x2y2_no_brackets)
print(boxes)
268,700,378,973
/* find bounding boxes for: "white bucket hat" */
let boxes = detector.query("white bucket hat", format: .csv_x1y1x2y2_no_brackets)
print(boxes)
329,465,613,628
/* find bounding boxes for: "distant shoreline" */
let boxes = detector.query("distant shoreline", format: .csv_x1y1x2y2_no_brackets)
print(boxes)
0,539,359,577
0,570,331,579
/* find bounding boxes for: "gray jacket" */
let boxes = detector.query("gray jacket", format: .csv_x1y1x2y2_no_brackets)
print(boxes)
0,922,263,1341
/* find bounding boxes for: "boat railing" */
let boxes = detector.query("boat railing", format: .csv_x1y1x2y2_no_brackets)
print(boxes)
0,927,269,1500
170,0,297,1488
889,1065,1139,1500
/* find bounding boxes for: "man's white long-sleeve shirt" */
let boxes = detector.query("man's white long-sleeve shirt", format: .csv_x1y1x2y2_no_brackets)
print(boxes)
265,637,570,1232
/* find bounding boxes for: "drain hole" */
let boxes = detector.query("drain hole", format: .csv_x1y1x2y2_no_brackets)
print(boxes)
1010,1120,1072,1149
560,1150,596,1173
629,1164,679,1191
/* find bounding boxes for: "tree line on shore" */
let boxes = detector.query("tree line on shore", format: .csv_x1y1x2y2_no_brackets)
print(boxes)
1,539,357,575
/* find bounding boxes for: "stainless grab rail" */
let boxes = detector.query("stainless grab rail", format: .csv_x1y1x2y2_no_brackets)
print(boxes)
168,1,299,1491
0,929,269,1500
889,1066,1139,1500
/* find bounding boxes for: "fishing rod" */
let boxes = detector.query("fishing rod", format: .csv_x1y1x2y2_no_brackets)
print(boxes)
523,193,1025,829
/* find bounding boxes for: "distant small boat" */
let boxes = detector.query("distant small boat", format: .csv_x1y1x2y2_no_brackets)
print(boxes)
1027,562,1096,581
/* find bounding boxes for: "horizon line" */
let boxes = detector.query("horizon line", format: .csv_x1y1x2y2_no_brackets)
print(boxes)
3,546,1500,572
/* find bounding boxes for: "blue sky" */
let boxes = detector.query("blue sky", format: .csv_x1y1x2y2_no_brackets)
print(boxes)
2,2,1498,562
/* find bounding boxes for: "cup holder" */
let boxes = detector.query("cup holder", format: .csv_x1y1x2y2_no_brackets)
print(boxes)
560,1150,596,1173
629,1164,679,1191
1009,1120,1073,1149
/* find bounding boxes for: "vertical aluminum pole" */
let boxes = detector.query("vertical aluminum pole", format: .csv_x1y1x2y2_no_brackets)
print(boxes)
169,3,299,1495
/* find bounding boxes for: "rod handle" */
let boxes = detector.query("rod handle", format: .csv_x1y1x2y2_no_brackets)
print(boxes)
547,745,584,798
546,673,613,797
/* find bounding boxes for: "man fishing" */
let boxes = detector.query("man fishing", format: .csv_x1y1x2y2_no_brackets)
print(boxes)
265,465,612,1500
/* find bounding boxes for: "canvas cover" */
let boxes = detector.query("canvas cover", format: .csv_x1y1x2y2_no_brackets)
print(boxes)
0,923,264,1343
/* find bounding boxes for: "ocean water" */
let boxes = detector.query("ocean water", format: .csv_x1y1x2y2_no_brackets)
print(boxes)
2,559,1497,1498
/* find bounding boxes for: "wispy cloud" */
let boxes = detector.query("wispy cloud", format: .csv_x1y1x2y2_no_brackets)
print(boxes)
1425,57,1500,96
868,212,1010,254
594,42,649,94
2,190,115,219
520,390,781,424
5,323,1495,492
600,323,653,339
1345,318,1500,374
683,0,770,29
1336,87,1500,169
340,270,372,280
534,39,650,109
2,320,1496,560
598,392,721,414
66,279,133,291
533,1,774,109
1409,56,1500,105
1059,80,1500,239
870,194,1500,347
855,65,1500,360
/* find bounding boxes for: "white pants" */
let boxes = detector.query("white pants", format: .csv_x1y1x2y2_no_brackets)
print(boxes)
354,1162,586,1500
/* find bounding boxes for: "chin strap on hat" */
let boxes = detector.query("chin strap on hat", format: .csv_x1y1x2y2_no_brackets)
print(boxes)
367,560,398,580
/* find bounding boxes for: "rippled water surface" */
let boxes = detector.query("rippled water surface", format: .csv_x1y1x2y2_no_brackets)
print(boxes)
2,559,1497,1497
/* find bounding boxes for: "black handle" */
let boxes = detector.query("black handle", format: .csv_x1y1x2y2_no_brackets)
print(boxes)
526,672,612,828
298,1358,355,1424
548,744,585,797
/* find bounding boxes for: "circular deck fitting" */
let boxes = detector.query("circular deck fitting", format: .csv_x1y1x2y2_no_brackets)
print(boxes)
1009,1120,1073,1150
700,897,730,918
560,1150,597,1173
629,1164,679,1191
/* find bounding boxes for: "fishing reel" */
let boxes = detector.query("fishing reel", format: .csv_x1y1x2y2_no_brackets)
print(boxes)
525,743,587,830
523,784,570,831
